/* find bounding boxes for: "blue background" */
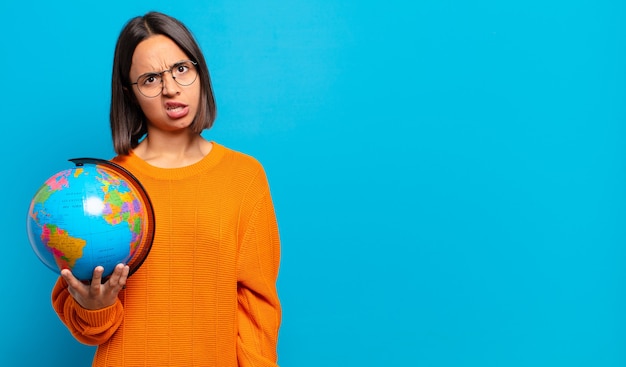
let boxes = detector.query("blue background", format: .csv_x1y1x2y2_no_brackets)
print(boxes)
2,1,625,366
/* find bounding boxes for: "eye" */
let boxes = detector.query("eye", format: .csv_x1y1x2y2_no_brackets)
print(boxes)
174,64,190,76
140,74,160,86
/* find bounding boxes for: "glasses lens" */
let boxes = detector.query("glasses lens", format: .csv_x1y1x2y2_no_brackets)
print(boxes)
137,74,162,98
172,61,198,86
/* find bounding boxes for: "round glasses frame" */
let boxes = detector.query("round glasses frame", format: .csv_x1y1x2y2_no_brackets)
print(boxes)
130,60,198,98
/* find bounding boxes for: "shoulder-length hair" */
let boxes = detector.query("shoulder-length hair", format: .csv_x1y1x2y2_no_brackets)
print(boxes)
110,11,217,155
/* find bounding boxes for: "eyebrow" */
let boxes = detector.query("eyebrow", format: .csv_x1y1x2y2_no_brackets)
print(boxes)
137,60,191,77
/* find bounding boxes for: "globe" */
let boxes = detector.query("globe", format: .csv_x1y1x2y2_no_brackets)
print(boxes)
27,158,154,281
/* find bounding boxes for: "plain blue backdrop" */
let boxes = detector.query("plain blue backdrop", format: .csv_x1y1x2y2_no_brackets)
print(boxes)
2,1,625,366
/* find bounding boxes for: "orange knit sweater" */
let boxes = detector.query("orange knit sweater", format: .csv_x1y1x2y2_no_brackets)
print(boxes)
51,142,281,367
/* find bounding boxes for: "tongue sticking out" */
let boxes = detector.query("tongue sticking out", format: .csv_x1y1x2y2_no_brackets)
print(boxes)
165,103,189,119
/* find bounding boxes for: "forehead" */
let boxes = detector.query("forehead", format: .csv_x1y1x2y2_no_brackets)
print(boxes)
130,35,188,74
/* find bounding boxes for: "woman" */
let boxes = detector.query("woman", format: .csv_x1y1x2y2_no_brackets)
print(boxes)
51,11,281,367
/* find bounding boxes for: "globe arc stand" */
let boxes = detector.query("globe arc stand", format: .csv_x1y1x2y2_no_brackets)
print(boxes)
69,158,155,279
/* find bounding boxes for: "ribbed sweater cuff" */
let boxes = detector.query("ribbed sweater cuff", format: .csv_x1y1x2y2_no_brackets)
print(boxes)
73,299,121,326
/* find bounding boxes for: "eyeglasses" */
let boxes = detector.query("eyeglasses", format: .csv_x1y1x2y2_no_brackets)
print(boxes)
130,60,198,98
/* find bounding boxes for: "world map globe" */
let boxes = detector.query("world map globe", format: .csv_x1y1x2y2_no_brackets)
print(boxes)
27,158,154,281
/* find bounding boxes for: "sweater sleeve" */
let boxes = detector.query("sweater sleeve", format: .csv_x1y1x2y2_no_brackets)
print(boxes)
236,180,282,367
51,277,125,346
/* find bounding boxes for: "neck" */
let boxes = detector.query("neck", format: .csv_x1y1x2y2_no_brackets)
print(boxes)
133,130,213,168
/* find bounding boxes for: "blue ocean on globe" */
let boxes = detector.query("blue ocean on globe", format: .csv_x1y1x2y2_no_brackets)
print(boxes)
27,159,153,281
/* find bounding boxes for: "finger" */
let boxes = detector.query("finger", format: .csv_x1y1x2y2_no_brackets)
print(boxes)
119,265,130,288
90,266,105,291
61,268,81,289
108,263,128,288
115,264,130,289
61,268,85,299
119,264,130,281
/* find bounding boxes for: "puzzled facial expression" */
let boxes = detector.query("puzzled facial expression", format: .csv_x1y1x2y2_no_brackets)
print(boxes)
129,34,201,132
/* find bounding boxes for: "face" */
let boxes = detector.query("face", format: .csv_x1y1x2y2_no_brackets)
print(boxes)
129,34,201,132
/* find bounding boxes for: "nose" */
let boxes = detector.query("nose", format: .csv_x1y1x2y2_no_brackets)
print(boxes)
161,71,180,96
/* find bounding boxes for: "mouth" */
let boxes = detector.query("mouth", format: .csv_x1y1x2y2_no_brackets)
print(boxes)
165,103,187,111
166,105,185,112
164,102,190,119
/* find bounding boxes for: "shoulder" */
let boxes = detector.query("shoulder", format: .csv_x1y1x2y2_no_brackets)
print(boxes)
216,143,266,172
215,143,272,193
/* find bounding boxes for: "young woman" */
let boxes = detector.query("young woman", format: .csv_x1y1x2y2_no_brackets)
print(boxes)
51,11,281,367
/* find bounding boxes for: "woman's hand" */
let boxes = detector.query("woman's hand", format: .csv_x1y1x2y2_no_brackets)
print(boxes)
61,263,129,310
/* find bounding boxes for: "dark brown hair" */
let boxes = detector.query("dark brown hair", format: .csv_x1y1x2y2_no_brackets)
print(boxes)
110,11,217,155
